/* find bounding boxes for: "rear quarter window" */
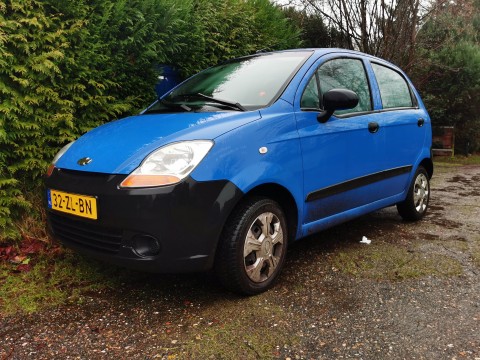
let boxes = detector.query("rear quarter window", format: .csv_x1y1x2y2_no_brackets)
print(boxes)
372,63,413,109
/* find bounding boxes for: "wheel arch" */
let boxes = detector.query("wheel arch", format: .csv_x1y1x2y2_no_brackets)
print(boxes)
212,183,298,294
245,183,299,243
215,182,299,251
419,157,434,179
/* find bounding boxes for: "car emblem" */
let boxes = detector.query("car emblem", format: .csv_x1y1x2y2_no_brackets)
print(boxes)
77,157,93,166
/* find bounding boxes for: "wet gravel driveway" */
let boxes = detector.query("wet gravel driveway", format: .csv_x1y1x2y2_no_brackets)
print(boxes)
1,163,479,359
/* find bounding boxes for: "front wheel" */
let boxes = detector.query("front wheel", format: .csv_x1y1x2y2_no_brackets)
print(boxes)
215,197,288,295
397,166,430,221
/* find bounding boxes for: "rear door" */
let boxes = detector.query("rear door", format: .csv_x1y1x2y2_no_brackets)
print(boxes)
368,62,427,176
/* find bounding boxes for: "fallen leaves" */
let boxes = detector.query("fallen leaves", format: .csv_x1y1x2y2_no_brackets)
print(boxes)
16,263,33,272
0,237,51,272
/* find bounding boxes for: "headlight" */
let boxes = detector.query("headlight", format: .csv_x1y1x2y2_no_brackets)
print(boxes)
52,141,75,165
120,140,214,188
46,141,75,177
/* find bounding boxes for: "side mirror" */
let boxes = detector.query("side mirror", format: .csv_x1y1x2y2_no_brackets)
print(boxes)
317,89,359,123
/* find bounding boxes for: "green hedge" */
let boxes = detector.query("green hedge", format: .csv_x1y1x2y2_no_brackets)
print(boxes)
0,0,300,240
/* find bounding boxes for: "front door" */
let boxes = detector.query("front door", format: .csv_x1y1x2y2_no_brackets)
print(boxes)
295,56,392,227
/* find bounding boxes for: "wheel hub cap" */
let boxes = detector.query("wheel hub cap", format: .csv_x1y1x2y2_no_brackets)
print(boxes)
262,239,272,256
243,212,284,283
414,173,429,212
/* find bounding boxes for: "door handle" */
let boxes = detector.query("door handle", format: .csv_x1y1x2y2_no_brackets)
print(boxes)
418,118,425,127
368,122,379,133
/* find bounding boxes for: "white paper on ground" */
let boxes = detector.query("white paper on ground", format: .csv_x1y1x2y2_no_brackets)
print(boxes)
360,236,371,244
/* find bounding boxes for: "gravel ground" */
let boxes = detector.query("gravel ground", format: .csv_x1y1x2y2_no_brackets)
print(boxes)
1,164,479,359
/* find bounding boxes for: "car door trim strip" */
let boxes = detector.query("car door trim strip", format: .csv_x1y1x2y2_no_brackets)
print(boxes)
306,165,413,202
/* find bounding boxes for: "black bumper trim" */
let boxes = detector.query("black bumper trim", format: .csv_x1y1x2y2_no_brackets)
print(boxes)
49,213,123,253
45,168,244,273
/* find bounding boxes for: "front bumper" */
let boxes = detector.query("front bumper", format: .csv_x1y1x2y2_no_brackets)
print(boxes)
45,168,243,273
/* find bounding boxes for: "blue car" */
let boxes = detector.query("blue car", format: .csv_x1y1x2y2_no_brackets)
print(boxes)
45,49,432,294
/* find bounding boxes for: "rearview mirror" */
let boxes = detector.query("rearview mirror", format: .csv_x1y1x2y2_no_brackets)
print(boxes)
317,89,359,123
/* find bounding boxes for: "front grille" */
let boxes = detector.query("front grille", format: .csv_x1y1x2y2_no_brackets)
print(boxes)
49,213,123,254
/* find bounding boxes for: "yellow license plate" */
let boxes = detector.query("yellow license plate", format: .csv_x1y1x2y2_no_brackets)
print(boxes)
48,189,98,220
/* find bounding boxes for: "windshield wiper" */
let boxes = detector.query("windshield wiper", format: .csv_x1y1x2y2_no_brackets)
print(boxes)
159,99,192,112
143,99,192,114
172,93,246,112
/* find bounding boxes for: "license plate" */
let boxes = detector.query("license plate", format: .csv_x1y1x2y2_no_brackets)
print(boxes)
47,189,98,220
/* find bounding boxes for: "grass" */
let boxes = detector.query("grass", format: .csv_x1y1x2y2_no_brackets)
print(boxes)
433,153,480,166
180,297,296,359
0,250,122,315
472,250,480,268
331,242,463,280
329,155,480,280
0,190,128,316
0,227,471,317
471,236,480,268
1,249,298,359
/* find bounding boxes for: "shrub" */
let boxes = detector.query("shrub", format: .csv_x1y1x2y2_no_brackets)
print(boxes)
0,0,300,241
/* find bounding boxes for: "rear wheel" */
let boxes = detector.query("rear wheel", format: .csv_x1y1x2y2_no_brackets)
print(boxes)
397,166,430,221
215,197,288,295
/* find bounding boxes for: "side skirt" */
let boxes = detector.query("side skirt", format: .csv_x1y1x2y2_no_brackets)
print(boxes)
306,166,412,202
300,192,406,239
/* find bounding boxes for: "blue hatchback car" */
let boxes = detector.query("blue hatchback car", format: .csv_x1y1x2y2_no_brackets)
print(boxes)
45,49,432,294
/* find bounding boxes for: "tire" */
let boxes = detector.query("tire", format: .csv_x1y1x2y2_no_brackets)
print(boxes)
397,166,430,221
215,197,288,295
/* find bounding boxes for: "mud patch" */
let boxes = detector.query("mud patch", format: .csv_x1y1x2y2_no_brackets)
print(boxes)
418,233,440,241
448,175,470,184
427,233,467,241
434,188,451,193
446,235,469,242
428,205,445,212
431,218,462,229
460,191,480,197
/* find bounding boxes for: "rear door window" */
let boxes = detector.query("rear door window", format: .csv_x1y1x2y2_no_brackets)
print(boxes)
372,63,413,109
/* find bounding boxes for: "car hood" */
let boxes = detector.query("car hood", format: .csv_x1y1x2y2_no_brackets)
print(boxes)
55,111,261,174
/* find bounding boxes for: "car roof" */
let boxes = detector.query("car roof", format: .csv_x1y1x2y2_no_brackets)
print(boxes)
258,48,395,64
262,49,409,79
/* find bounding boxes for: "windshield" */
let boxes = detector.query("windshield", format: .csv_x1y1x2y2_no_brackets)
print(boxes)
144,51,312,114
